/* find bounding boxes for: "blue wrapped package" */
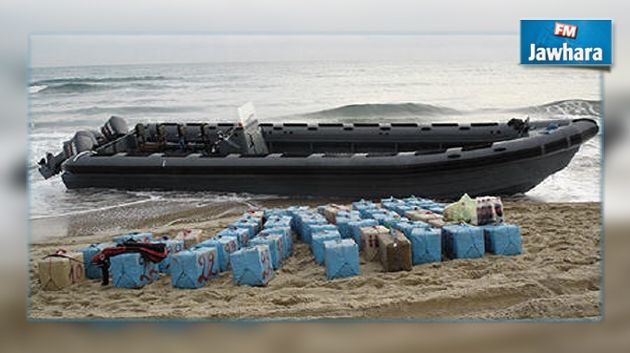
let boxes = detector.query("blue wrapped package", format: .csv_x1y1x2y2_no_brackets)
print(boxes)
81,242,114,279
335,213,362,239
442,224,485,259
259,227,292,257
112,231,153,245
380,196,399,204
218,226,250,248
408,228,442,264
239,213,263,230
299,215,328,243
230,245,275,286
347,219,378,248
311,230,341,265
402,196,420,204
195,235,238,272
380,213,404,229
324,239,360,280
306,224,337,244
352,199,374,208
264,215,293,229
243,209,264,225
336,210,360,219
250,235,283,269
170,247,219,289
152,238,185,273
380,200,395,210
371,211,400,227
392,220,430,237
392,204,414,216
291,211,314,234
286,206,310,229
290,210,308,234
264,208,291,219
481,224,522,256
352,199,376,213
361,208,390,220
381,200,403,213
230,219,259,239
110,253,160,289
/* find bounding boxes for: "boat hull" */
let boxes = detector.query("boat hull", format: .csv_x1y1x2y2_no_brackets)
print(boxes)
61,146,578,199
58,118,598,200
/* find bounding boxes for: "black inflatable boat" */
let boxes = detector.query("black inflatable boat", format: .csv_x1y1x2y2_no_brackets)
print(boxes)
38,116,598,199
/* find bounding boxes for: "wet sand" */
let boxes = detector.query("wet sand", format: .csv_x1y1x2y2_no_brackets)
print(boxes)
28,200,601,320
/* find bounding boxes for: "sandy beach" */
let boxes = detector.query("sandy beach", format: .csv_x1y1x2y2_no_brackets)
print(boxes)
28,200,601,320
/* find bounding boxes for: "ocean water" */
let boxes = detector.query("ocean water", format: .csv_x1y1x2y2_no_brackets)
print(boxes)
28,36,601,218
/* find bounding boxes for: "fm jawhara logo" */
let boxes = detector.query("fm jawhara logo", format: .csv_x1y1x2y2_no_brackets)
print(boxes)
521,19,612,65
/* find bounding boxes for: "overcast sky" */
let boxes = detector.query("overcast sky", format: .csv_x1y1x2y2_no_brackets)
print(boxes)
29,34,519,68
0,1,627,83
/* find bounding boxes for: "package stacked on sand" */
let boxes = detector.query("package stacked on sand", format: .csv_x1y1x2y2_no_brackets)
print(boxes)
407,228,442,265
112,231,152,245
443,194,505,226
259,227,293,257
152,237,184,273
324,239,360,280
249,233,284,270
81,242,114,279
264,208,291,219
481,223,522,256
347,219,378,248
170,247,219,289
442,224,485,259
391,219,430,237
377,229,413,272
90,241,167,288
244,209,265,225
381,197,415,217
175,229,202,249
443,194,521,256
360,225,389,261
311,229,342,265
334,210,362,239
294,211,328,244
352,199,377,216
285,205,309,228
322,204,351,224
194,235,238,272
110,253,161,289
218,226,250,248
402,196,446,214
264,215,292,229
38,250,85,291
405,209,442,224
229,218,259,240
230,245,275,286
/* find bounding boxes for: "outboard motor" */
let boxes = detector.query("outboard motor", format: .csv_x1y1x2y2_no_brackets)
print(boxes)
101,116,128,141
38,130,99,179
62,130,98,157
38,116,129,179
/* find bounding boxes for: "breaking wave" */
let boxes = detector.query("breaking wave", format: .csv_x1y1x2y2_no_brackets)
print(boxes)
510,99,600,117
285,99,600,120
48,105,205,116
31,75,172,86
290,102,461,119
29,75,174,94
